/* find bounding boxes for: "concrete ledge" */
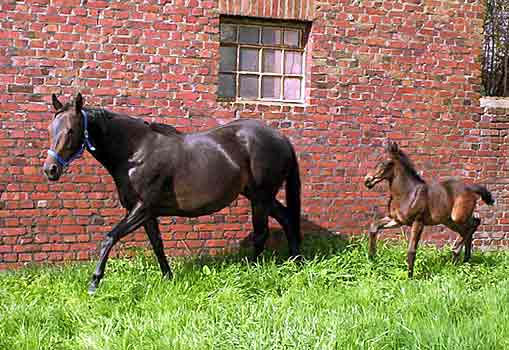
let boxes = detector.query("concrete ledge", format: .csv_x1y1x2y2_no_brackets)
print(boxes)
481,97,509,108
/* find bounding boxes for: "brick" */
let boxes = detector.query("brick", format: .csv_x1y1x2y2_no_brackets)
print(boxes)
0,0,499,269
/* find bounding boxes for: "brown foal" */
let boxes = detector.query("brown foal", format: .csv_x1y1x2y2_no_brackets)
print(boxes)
364,142,494,277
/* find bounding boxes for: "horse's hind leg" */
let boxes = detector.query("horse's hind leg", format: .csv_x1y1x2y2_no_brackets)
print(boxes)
144,218,172,278
251,201,270,258
446,215,479,263
451,234,464,263
269,200,300,258
448,195,478,262
464,216,480,262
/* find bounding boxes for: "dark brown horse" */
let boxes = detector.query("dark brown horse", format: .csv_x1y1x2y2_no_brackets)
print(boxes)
364,141,494,277
43,93,301,293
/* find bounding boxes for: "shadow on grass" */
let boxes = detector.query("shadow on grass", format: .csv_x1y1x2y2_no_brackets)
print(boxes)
173,217,352,272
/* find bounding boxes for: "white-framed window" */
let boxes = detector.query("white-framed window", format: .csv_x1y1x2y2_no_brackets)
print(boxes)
218,18,307,103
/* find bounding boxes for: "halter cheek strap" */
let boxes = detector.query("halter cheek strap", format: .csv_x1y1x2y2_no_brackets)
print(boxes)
47,110,96,168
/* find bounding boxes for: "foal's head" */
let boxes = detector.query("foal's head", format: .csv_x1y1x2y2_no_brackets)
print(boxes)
364,141,421,188
43,93,87,181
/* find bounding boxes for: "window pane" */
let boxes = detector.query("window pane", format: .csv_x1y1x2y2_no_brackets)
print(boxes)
239,48,259,72
239,26,259,44
284,78,301,100
284,30,300,47
219,46,237,72
220,24,237,42
262,76,281,99
262,28,281,45
239,75,258,98
262,49,282,73
284,51,302,74
218,74,236,98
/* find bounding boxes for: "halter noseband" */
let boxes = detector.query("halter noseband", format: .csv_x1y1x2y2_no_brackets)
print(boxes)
47,110,96,168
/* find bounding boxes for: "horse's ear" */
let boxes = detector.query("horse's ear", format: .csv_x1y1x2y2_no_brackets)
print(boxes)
75,92,83,111
385,141,399,155
52,94,63,111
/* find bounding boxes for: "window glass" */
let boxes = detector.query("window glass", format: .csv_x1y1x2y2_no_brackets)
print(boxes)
239,75,258,98
263,49,282,73
219,21,305,102
239,26,259,44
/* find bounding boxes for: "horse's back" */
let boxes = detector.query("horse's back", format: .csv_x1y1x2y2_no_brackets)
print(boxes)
191,119,295,193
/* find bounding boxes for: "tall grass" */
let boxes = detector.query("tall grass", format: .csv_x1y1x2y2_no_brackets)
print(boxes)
1,237,508,350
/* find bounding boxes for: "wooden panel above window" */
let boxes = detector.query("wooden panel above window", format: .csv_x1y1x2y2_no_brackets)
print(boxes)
219,0,315,21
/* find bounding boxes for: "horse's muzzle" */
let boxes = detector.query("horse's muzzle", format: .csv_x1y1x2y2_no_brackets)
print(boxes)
43,160,62,181
364,175,376,189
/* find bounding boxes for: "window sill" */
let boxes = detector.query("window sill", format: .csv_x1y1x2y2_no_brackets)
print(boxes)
480,97,509,108
218,99,307,107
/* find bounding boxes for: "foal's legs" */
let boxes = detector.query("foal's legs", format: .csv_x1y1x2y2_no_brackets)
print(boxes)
446,216,480,263
464,217,480,262
269,199,300,258
144,218,172,278
367,216,401,258
451,235,465,263
407,220,424,278
449,194,478,262
89,202,148,294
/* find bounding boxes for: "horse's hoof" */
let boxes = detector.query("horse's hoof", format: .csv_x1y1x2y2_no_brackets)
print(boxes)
88,284,97,295
289,254,304,264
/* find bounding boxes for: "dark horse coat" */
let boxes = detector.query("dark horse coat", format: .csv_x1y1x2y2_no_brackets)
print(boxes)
43,94,301,293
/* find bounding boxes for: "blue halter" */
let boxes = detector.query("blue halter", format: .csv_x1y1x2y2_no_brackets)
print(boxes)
47,110,96,167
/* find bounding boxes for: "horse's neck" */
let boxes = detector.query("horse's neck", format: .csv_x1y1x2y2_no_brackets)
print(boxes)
391,166,425,199
86,110,135,173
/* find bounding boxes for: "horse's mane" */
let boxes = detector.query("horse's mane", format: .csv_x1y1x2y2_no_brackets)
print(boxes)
84,107,181,136
149,122,182,136
389,146,424,183
84,107,116,121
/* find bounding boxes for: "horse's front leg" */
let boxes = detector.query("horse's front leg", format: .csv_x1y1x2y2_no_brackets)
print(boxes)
88,202,149,294
368,216,400,258
407,220,424,278
144,218,172,278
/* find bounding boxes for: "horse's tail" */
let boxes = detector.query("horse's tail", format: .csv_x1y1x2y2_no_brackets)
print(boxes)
286,146,302,241
470,184,495,205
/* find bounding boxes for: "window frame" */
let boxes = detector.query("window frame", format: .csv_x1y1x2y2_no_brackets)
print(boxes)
218,17,308,104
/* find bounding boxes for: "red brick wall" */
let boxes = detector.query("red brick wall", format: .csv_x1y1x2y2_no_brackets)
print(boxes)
1,0,494,269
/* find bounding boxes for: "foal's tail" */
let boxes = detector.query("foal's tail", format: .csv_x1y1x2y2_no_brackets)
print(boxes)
470,184,495,205
286,146,302,240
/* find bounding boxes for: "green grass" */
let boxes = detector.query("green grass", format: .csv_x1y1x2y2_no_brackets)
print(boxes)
1,237,509,350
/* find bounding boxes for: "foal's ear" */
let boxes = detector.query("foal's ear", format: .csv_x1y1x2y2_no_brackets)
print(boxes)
75,92,83,111
385,141,399,155
52,94,63,111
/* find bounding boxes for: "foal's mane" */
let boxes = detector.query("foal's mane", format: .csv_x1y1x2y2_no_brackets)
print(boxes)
388,144,424,183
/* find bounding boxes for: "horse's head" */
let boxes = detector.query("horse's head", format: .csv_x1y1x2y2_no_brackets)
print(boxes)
43,93,90,181
364,141,399,189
